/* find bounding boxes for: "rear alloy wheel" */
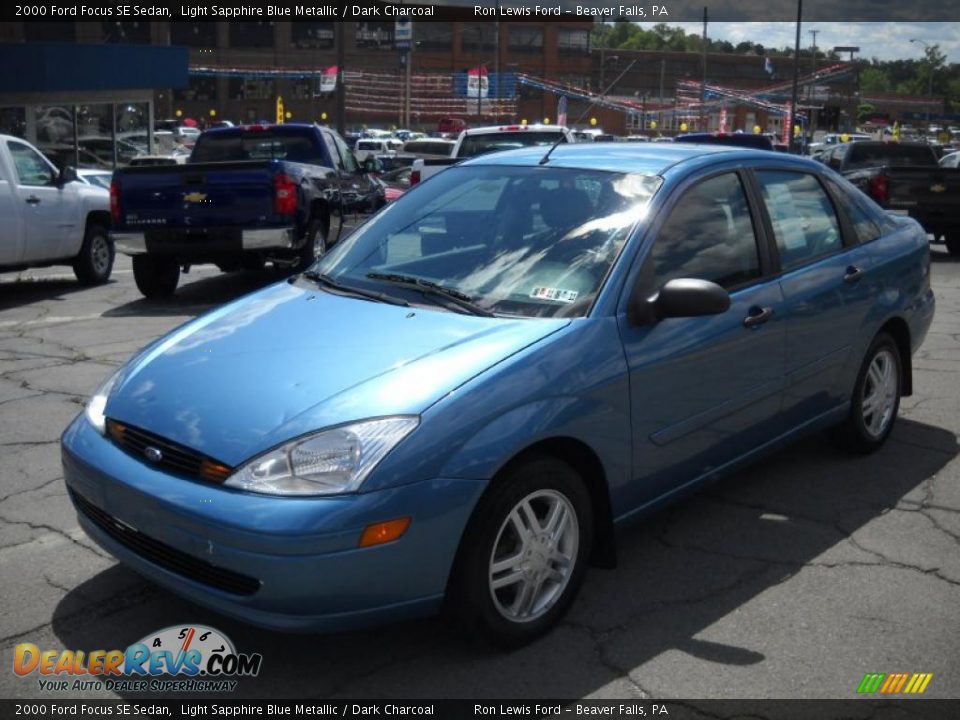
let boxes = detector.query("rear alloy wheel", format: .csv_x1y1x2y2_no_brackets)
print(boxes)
833,332,902,453
449,455,592,647
72,224,114,285
132,255,180,299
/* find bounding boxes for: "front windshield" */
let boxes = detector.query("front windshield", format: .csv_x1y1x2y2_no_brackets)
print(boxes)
314,165,662,318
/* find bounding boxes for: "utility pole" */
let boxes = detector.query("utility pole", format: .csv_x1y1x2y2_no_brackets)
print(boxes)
808,29,818,138
789,0,803,153
700,7,707,130
659,58,665,132
335,22,345,136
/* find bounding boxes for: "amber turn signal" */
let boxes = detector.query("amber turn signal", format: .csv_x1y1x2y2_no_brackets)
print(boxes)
359,517,411,548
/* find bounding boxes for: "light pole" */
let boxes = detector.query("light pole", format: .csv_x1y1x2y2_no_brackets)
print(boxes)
910,38,935,125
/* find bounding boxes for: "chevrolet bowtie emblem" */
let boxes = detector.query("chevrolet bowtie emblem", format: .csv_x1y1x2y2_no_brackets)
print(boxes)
930,184,946,193
183,192,208,203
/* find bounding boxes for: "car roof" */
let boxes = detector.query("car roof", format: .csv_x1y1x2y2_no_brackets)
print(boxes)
458,142,812,176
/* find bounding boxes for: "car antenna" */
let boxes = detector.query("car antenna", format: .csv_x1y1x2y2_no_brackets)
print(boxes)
539,59,638,166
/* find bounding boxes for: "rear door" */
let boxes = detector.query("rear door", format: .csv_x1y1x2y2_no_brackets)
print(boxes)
751,168,879,425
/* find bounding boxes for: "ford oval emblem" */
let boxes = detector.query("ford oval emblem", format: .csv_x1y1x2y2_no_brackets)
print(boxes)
144,446,163,463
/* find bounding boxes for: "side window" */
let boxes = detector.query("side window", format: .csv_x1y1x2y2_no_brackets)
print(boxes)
756,171,842,270
8,141,56,187
319,131,343,170
824,178,882,244
331,133,358,173
650,173,761,290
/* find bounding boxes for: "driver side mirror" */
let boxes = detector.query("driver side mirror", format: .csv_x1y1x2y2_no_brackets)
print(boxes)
629,278,731,326
57,165,78,186
827,156,842,170
361,157,383,174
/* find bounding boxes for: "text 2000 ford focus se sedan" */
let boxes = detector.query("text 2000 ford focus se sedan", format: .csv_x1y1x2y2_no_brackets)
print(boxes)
62,143,935,646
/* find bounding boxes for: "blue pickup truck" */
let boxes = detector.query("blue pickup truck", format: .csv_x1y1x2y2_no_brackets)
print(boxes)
110,124,383,298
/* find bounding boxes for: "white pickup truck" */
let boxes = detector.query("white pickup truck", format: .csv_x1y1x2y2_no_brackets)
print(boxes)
411,124,576,185
0,135,113,284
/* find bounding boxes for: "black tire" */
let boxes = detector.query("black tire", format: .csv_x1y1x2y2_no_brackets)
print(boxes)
832,332,902,454
132,255,180,299
447,455,593,648
296,215,330,271
946,233,960,257
72,224,114,286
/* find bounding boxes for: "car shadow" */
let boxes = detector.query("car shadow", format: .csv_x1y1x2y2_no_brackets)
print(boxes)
51,419,958,699
101,269,291,318
0,277,106,311
930,246,958,263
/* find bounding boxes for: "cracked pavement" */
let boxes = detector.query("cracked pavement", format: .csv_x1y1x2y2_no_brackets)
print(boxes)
1,245,958,701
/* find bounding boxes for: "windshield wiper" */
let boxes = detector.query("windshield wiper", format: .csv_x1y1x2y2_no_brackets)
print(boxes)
300,270,410,307
366,272,495,317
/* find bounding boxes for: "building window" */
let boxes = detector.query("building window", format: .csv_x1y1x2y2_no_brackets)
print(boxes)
355,22,394,49
229,22,275,49
0,107,26,140
100,21,151,44
291,22,334,49
171,22,217,48
508,27,543,54
414,22,452,51
290,79,314,100
175,76,217,102
558,28,590,55
25,22,75,42
227,77,276,102
462,23,496,53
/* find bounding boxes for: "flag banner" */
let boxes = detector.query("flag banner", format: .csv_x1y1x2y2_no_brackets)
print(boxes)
467,66,489,98
557,96,568,127
318,66,338,94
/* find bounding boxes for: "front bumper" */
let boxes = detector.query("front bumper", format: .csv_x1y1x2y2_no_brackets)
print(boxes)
112,227,296,256
61,415,486,632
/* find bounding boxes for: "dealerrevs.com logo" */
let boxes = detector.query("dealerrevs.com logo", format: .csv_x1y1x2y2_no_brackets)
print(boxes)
13,625,262,693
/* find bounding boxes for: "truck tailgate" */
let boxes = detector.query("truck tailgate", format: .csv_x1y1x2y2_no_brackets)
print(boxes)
886,167,960,217
115,161,280,228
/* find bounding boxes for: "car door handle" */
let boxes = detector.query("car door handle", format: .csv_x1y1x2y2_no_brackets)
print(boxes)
843,265,865,284
743,306,774,328
25,196,41,205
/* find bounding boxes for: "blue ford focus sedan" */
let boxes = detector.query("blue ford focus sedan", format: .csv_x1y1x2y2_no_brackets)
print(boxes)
62,143,934,646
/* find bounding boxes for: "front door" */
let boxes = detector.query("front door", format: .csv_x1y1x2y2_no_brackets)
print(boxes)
6,140,73,263
617,171,786,513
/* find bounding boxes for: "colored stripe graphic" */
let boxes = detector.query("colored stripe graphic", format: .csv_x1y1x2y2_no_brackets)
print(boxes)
857,672,932,694
857,673,886,693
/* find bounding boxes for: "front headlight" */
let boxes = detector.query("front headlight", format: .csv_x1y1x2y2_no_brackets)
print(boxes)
85,370,122,435
224,417,419,496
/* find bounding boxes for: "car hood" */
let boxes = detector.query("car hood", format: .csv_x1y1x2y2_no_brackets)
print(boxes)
105,280,568,466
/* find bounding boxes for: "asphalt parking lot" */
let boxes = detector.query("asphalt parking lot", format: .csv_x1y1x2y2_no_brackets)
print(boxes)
1,241,958,701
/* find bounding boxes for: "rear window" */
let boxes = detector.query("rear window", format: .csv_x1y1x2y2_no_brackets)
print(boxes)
675,133,774,151
190,131,326,164
458,131,567,158
844,144,937,170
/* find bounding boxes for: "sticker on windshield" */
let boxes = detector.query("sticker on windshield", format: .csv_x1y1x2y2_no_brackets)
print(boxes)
530,287,579,303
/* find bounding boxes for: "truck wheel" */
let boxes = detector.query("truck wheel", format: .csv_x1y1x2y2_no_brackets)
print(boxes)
297,216,330,271
946,234,960,257
132,256,180,299
447,455,593,648
72,224,114,286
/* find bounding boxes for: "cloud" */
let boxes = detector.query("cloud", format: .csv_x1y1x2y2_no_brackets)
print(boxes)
663,22,960,62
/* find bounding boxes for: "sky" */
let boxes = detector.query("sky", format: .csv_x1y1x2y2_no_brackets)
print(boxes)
663,22,960,63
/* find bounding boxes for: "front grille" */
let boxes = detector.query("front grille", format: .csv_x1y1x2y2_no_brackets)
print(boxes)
105,419,232,483
70,489,261,596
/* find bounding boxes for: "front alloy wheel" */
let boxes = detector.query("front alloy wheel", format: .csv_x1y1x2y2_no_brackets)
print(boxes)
449,455,592,647
489,490,579,623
